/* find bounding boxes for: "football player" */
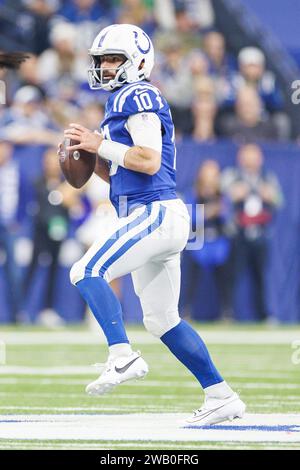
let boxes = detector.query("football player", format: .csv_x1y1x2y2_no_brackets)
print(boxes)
62,24,245,425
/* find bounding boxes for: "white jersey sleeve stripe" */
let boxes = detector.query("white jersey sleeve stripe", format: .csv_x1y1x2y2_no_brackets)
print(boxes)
113,83,161,113
113,83,138,112
118,84,161,112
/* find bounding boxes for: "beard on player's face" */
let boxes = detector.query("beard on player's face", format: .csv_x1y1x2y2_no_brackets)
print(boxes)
94,54,127,82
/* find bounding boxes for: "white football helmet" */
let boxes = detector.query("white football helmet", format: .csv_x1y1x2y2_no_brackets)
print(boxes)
87,24,154,91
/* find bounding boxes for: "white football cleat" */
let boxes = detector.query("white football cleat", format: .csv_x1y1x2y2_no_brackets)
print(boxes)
86,351,149,396
186,393,246,426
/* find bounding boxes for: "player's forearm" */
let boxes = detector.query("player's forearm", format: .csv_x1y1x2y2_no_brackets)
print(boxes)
124,146,161,175
98,139,161,176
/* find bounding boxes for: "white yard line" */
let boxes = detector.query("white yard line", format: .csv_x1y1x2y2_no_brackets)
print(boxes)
0,367,299,391
0,406,165,411
0,413,300,443
1,392,300,403
0,388,300,406
0,330,299,345
0,371,298,383
0,441,298,450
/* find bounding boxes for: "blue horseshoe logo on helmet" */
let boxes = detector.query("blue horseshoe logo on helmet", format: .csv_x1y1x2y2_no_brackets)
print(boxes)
98,26,118,47
98,30,110,47
134,31,151,54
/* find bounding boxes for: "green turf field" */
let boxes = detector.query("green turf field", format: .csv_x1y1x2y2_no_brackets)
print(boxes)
0,324,300,450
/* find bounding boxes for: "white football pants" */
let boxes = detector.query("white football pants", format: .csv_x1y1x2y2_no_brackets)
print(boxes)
70,199,190,337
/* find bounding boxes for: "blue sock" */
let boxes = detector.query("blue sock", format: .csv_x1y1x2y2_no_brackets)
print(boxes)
76,277,129,346
160,320,223,388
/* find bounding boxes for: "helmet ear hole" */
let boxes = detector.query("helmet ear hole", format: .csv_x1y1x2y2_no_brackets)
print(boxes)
138,59,145,71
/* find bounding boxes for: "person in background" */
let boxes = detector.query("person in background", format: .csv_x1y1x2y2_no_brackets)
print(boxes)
233,47,290,139
22,146,87,324
218,85,279,142
37,22,87,87
202,30,237,110
154,0,214,33
0,0,58,55
192,76,217,141
0,85,61,145
57,0,112,51
153,37,203,136
203,31,234,78
219,47,290,140
180,160,232,320
221,144,283,321
0,134,23,321
153,37,191,135
15,54,41,90
114,0,156,36
236,47,283,113
58,0,110,24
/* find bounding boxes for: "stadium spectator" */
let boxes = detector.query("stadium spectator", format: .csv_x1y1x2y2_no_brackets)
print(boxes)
0,134,23,321
0,85,61,145
237,47,283,113
218,85,279,142
0,0,57,54
202,31,237,108
154,0,214,32
58,0,110,23
221,144,283,321
22,146,87,324
0,53,42,106
192,76,217,141
114,0,156,36
79,101,104,130
57,0,112,51
233,47,291,139
37,22,87,87
46,97,103,132
16,54,41,89
154,0,211,58
153,37,201,135
192,98,217,142
203,31,231,76
180,160,232,320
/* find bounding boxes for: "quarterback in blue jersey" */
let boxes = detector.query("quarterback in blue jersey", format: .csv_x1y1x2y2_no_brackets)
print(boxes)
63,24,245,425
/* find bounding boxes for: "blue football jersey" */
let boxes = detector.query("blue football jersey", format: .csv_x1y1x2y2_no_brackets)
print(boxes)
100,81,177,216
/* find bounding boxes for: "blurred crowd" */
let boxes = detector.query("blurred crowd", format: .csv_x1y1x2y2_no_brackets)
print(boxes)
0,0,290,323
0,0,293,141
180,144,282,322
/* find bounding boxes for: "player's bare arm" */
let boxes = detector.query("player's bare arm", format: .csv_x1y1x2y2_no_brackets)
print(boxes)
64,123,161,176
123,145,161,175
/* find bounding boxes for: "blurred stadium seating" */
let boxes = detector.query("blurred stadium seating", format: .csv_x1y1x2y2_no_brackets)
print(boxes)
0,0,299,324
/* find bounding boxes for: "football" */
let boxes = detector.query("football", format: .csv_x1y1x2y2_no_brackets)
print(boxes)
58,138,96,188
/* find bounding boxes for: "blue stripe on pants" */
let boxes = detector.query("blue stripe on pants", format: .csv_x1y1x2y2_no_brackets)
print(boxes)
84,204,152,278
99,204,166,277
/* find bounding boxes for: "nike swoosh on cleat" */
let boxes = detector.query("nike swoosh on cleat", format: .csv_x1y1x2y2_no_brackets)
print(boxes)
189,398,240,423
115,356,140,374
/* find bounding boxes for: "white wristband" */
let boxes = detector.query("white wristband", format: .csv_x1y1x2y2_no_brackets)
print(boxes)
97,139,130,168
